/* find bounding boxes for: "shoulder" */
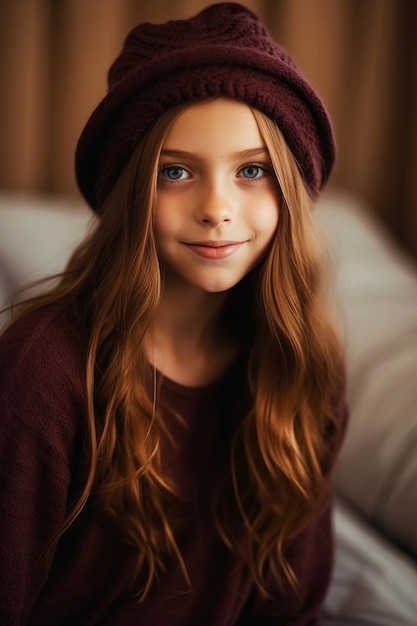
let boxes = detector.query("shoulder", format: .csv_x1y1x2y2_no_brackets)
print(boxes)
0,303,86,391
0,303,87,449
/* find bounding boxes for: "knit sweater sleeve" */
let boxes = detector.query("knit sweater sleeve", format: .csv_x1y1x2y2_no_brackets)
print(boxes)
0,306,86,625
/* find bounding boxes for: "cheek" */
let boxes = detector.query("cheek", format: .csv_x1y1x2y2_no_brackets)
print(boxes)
153,200,175,238
254,200,280,239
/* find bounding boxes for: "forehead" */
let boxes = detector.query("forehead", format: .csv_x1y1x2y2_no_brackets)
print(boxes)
162,99,265,154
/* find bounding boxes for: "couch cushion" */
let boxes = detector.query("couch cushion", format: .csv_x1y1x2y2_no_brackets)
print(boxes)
322,498,417,626
0,193,93,322
316,192,417,560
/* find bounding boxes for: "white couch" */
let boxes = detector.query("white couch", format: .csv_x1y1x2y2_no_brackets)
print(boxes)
315,195,417,626
1,190,417,625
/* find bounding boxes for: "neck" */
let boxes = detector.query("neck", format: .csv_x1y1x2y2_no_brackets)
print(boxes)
145,280,238,387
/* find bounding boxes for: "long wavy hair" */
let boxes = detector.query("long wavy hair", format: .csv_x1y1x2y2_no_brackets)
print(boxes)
4,100,344,601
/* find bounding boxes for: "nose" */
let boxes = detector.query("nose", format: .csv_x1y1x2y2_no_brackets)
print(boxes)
195,182,233,227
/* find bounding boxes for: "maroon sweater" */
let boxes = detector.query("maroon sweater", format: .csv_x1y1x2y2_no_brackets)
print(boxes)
0,305,340,625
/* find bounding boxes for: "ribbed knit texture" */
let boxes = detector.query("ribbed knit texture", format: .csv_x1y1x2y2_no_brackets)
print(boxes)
75,2,335,212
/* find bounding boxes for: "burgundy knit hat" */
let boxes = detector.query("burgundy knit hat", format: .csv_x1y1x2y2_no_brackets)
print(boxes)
75,2,335,213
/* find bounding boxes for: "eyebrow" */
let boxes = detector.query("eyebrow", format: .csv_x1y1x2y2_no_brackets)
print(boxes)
160,147,269,159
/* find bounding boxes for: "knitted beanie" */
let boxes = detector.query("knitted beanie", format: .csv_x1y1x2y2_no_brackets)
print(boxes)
75,2,335,213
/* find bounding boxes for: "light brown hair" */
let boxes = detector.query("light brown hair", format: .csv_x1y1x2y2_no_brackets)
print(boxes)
4,100,344,600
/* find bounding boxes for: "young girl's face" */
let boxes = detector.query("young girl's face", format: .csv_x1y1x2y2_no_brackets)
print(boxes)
154,98,280,294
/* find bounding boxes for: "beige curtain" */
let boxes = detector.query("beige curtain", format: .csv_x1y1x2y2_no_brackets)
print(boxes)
1,0,416,259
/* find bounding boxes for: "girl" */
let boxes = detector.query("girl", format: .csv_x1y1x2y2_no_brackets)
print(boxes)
0,3,346,625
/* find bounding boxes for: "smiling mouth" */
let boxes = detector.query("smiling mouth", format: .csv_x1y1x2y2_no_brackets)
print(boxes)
182,240,245,260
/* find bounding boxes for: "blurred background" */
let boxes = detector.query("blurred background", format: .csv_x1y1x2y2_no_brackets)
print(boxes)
0,0,417,261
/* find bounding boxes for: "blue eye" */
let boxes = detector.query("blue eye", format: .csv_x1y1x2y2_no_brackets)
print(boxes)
160,165,190,181
238,164,267,180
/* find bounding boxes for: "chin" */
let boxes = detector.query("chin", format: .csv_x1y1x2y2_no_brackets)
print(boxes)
197,279,241,294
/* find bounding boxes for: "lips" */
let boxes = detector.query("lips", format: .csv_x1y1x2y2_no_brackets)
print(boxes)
182,240,245,260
